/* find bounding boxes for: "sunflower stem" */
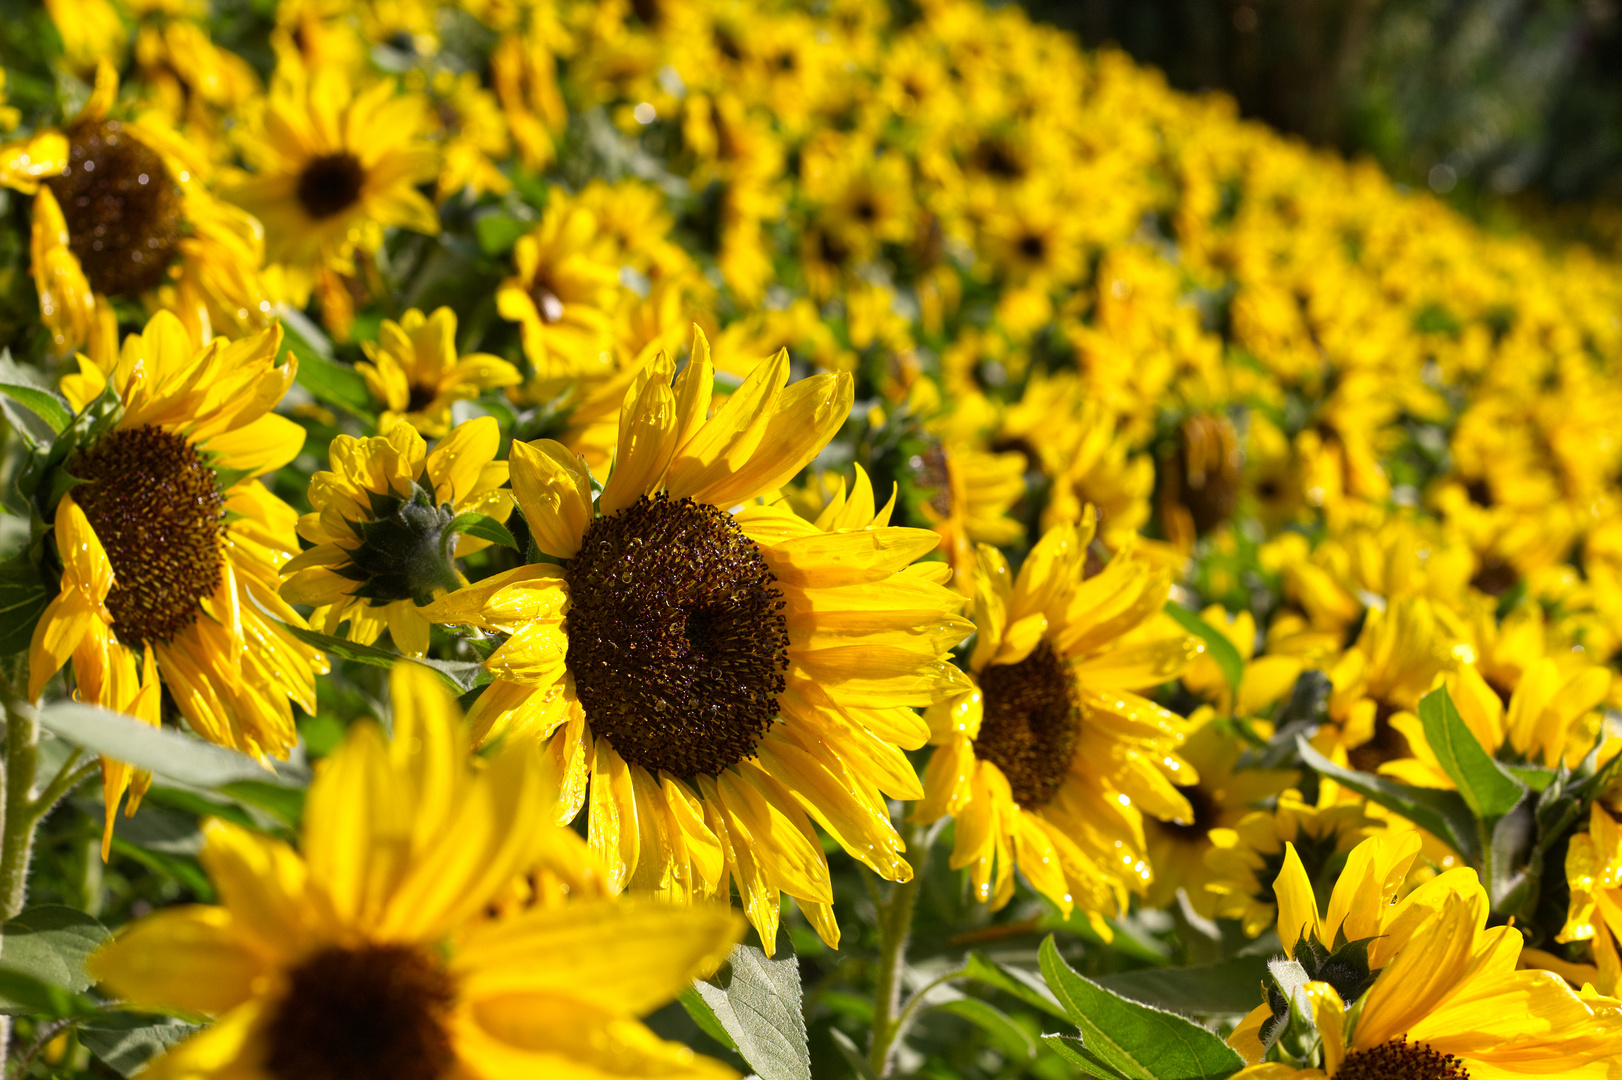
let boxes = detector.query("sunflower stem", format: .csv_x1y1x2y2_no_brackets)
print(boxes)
0,666,39,921
0,662,40,1071
869,819,924,1077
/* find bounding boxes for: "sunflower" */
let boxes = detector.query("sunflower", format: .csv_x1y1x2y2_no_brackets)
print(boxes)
912,517,1202,933
1380,659,1611,792
1141,712,1296,913
280,418,513,658
912,431,1028,596
356,307,521,437
1558,802,1622,995
421,334,970,951
90,663,743,1080
227,64,439,305
1205,789,1379,937
495,193,623,387
27,312,325,845
31,62,272,358
1228,832,1622,1077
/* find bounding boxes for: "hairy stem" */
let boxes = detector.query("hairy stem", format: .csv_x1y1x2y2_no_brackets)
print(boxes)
869,820,924,1077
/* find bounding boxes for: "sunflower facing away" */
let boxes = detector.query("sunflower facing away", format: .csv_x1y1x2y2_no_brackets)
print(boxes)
90,663,744,1080
27,312,325,849
421,329,971,951
279,417,514,658
913,516,1202,933
1229,831,1622,1078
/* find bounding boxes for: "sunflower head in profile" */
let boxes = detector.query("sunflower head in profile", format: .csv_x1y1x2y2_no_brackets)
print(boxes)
90,663,744,1080
1227,831,1622,1078
356,306,522,437
280,417,514,658
227,64,440,304
421,328,971,952
30,61,271,358
23,311,326,850
912,516,1201,934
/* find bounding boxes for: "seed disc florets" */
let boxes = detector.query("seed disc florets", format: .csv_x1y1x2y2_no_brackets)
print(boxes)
973,641,1079,809
564,494,789,779
70,425,225,647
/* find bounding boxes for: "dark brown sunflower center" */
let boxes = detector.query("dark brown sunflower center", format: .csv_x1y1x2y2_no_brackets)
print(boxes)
1161,782,1217,841
264,944,457,1080
1346,701,1413,774
70,425,224,648
405,382,438,413
46,120,182,298
1018,232,1047,260
973,641,1079,809
296,152,366,220
564,494,788,780
1335,1039,1468,1080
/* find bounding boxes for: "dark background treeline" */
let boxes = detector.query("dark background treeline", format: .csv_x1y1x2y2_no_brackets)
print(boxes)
1022,0,1622,223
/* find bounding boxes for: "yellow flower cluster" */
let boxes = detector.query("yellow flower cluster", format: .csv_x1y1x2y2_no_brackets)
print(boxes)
4,0,1622,1075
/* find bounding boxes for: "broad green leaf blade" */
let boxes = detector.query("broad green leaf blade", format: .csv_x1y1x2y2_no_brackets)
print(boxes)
0,383,71,434
447,512,519,551
1296,737,1481,863
678,984,740,1052
80,1015,200,1077
1163,602,1243,700
1095,957,1270,1017
692,942,811,1080
962,952,1068,1019
1037,936,1244,1080
280,624,485,691
219,779,306,828
0,966,97,1017
0,906,109,993
0,554,51,656
34,701,300,789
1041,1035,1133,1080
1417,686,1525,820
935,997,1036,1060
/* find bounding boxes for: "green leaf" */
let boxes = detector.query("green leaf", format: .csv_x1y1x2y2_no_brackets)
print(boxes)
34,701,300,790
0,553,50,656
1037,936,1244,1080
935,997,1035,1060
0,965,97,1017
277,309,377,422
1041,1035,1132,1080
0,383,71,434
447,512,519,551
80,1015,200,1077
473,213,532,256
1296,737,1480,862
218,779,306,828
280,624,485,692
1163,602,1243,700
691,942,812,1080
1095,957,1271,1017
962,952,1068,1019
0,906,109,994
678,985,740,1052
1417,686,1526,820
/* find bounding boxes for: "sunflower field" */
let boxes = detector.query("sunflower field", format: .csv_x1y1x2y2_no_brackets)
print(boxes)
0,0,1621,1076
